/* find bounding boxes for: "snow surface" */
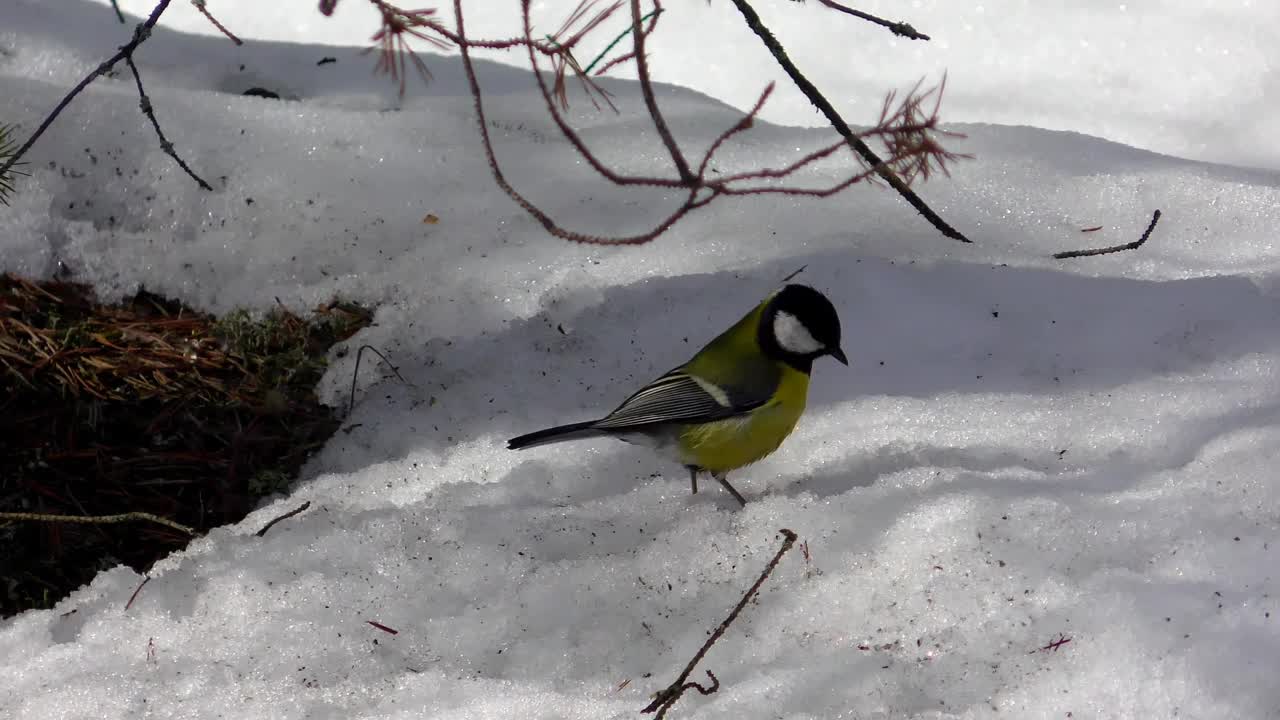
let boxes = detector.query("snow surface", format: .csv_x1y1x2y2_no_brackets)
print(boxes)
2,1,1280,718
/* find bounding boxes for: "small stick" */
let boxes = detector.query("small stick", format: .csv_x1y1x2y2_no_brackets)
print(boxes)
0,510,194,535
1053,209,1161,259
0,0,208,190
727,0,969,243
347,344,412,415
125,575,151,610
366,619,399,635
642,528,798,717
191,0,244,45
812,0,930,41
124,56,213,190
584,7,661,74
255,500,312,537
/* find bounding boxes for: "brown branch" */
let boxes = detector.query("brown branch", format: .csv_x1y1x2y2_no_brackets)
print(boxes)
727,0,970,242
0,510,194,536
812,0,930,41
192,0,244,45
461,0,706,244
697,83,773,179
439,0,957,246
125,575,151,610
628,0,691,182
255,501,312,537
1053,209,1161,259
0,0,210,193
642,528,798,718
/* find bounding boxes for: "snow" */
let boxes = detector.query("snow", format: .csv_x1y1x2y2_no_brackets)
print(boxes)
94,0,1280,171
3,0,1280,718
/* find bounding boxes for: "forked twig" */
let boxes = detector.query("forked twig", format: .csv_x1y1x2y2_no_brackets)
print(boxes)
347,344,413,415
0,0,214,193
453,0,959,245
642,529,798,718
1053,210,1162,259
727,0,969,242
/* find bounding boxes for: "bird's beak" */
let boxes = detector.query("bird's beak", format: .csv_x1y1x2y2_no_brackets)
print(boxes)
831,347,848,365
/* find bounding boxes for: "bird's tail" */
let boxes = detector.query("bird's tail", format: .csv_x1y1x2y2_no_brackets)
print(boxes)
507,420,603,450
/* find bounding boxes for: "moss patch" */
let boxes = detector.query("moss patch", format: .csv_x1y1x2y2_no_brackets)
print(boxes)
0,274,371,616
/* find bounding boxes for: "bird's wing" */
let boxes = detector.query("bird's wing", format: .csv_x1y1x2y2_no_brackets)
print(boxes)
591,368,769,430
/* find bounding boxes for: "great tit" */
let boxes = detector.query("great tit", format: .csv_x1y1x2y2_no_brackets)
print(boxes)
507,284,846,505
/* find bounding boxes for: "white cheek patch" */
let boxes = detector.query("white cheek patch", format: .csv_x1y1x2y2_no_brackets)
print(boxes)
773,311,824,354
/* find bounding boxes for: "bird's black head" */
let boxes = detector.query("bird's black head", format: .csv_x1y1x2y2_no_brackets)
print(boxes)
759,284,847,372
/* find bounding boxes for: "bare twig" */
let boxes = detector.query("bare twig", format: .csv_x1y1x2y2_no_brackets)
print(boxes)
255,500,312,537
585,6,661,73
781,265,807,282
628,0,691,183
642,528,798,718
453,0,954,245
0,0,211,193
110,0,127,23
1053,209,1161,259
1031,633,1072,653
0,510,194,536
124,56,213,190
727,0,970,243
125,575,151,610
812,0,930,41
347,344,412,415
366,619,400,634
191,0,244,45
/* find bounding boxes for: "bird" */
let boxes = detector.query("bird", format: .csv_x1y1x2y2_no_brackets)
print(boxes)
507,284,846,506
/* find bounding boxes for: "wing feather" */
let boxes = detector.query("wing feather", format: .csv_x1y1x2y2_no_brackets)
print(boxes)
592,369,767,429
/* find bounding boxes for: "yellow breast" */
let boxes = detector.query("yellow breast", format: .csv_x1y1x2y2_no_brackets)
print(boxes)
676,364,810,473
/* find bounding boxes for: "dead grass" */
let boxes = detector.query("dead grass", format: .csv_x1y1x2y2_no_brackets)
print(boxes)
0,274,371,616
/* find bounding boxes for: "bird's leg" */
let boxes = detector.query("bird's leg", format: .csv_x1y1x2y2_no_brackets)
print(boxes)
712,472,747,507
686,465,699,494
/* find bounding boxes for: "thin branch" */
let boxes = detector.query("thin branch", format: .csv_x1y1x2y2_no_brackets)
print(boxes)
584,6,661,73
441,0,957,246
191,0,244,45
124,56,213,190
0,0,211,194
727,0,970,242
0,510,194,536
110,0,127,23
125,575,151,610
781,265,807,282
812,0,930,41
459,0,705,244
628,0,691,182
255,500,312,537
347,344,413,415
642,528,798,718
697,83,773,179
1053,209,1161,259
